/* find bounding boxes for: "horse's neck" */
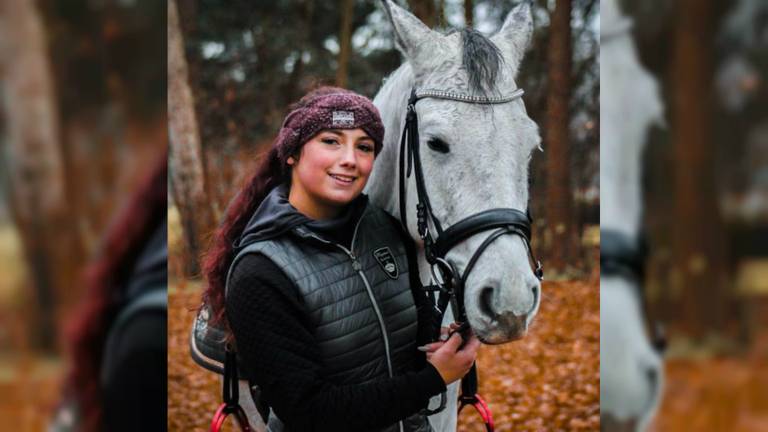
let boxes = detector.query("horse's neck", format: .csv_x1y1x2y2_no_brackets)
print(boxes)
600,37,660,236
367,64,414,219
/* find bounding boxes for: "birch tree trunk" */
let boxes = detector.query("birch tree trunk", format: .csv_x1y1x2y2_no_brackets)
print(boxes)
168,0,214,277
0,1,83,352
544,0,575,274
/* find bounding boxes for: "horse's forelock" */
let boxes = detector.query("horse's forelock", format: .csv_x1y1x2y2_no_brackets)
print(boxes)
460,28,503,96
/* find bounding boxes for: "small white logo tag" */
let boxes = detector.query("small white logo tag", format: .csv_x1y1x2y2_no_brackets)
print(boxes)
332,111,355,127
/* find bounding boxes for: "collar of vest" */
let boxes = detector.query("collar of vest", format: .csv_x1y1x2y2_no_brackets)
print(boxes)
236,183,368,251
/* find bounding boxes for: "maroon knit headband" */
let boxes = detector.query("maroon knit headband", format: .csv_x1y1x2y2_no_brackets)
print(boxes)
274,88,385,162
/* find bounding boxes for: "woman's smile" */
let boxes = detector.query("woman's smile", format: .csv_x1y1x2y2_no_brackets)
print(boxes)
328,172,357,185
288,128,375,220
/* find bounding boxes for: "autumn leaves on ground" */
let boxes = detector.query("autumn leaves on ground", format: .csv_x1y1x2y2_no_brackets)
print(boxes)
168,277,600,431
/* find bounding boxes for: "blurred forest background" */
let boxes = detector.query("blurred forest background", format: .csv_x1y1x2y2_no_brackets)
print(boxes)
0,0,165,429
616,0,768,429
168,0,600,284
168,0,599,430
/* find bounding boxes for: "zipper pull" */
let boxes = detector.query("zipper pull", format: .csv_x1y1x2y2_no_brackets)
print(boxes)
350,253,362,271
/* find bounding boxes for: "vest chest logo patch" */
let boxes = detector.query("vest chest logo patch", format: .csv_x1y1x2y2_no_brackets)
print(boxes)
373,247,399,279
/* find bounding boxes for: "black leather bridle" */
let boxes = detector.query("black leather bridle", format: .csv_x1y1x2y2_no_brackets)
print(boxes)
600,229,667,353
397,86,544,428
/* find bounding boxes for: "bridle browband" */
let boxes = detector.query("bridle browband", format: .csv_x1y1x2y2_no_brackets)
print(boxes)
600,229,667,353
397,86,543,429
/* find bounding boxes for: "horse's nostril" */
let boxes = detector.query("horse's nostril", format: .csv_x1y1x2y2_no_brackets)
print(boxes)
479,287,495,319
528,283,540,316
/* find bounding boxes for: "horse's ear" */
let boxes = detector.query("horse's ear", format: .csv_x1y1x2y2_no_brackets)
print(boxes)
381,0,439,63
491,2,533,74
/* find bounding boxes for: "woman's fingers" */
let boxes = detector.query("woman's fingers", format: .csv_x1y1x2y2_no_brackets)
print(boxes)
439,322,464,340
417,341,444,352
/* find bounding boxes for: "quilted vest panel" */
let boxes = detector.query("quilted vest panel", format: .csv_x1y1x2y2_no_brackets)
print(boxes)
228,205,431,432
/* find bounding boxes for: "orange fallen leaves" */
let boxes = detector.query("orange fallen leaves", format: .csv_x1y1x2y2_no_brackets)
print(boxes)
457,280,600,432
168,279,600,431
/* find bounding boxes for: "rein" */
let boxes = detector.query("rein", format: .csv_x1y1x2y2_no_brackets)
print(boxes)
210,346,252,432
398,86,544,430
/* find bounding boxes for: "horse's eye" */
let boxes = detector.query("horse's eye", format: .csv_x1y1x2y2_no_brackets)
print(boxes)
427,138,450,153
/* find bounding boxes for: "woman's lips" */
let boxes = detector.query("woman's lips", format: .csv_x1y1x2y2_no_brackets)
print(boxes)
328,173,356,185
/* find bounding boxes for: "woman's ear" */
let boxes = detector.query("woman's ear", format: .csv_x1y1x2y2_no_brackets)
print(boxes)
287,156,295,165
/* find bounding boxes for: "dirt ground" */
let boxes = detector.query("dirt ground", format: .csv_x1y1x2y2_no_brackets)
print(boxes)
168,278,600,431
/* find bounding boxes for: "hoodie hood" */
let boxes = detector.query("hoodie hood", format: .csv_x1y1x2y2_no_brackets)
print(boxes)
235,183,369,251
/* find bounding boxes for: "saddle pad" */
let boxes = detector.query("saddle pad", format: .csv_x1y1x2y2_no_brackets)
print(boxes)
189,302,234,375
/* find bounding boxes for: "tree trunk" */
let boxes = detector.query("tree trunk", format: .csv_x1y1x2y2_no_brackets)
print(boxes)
336,0,354,88
0,1,83,352
410,0,437,28
544,0,574,274
464,0,473,28
168,0,215,278
671,0,727,339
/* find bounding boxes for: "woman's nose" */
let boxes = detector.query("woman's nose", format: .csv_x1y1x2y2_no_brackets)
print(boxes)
339,144,357,167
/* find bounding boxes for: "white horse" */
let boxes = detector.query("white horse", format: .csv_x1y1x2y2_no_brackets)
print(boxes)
366,2,542,430
600,0,665,430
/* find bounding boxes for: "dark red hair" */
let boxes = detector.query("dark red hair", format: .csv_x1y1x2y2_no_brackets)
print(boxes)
63,149,167,432
201,145,285,329
201,86,364,329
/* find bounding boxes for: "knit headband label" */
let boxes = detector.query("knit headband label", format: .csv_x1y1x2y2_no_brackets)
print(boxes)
332,111,355,127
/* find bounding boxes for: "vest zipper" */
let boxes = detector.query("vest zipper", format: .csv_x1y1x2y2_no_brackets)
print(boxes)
305,213,405,432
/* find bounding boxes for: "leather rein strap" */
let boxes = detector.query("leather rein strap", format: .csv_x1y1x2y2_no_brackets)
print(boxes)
210,347,252,432
397,86,543,429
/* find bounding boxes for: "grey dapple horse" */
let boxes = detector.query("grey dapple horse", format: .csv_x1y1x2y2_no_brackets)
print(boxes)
600,0,665,430
366,2,543,430
191,2,544,431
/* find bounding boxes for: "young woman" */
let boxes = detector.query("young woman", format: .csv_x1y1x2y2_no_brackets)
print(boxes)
202,87,480,432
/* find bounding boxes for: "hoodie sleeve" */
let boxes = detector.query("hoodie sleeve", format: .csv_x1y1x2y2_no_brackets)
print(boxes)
225,253,446,432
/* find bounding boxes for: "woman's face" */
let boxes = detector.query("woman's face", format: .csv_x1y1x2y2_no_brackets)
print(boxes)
288,128,375,220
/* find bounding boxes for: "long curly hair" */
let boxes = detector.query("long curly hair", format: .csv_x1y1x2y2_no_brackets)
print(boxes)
64,149,167,432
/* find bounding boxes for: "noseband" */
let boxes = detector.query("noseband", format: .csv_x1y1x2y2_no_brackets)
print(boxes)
397,86,544,427
399,87,543,322
600,229,667,353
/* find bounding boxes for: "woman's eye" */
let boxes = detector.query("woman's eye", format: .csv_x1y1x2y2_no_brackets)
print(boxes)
358,143,374,153
321,138,339,145
427,138,450,153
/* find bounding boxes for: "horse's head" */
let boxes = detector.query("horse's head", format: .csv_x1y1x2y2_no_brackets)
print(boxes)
376,1,542,344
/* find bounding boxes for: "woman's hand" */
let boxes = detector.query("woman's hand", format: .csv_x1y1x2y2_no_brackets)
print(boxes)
420,324,480,385
417,322,461,357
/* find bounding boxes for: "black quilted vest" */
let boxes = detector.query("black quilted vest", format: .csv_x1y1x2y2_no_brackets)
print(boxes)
228,204,431,432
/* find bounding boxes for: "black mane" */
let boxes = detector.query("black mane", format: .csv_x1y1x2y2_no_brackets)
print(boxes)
460,28,503,95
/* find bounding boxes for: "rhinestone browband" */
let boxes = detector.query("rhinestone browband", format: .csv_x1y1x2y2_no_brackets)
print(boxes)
414,88,524,104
